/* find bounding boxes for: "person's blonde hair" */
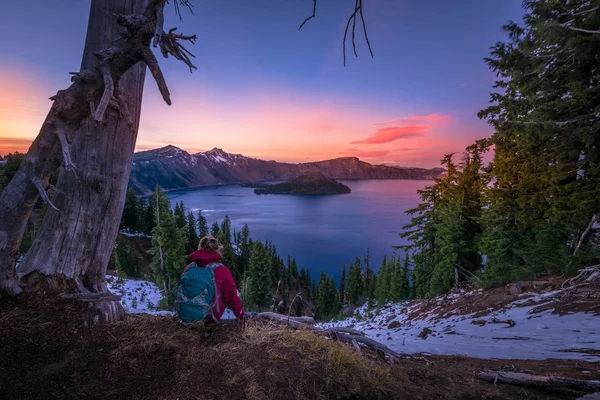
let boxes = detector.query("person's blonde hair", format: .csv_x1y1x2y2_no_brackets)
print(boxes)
198,235,224,255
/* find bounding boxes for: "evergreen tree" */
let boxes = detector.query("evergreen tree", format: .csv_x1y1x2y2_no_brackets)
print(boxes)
327,277,338,316
222,243,237,281
121,187,140,232
174,201,187,230
186,211,199,252
339,264,347,308
363,248,375,299
347,260,363,305
148,196,186,308
317,272,330,319
477,1,600,284
247,241,273,308
197,210,209,238
375,255,390,305
220,215,232,244
210,221,220,237
115,235,144,278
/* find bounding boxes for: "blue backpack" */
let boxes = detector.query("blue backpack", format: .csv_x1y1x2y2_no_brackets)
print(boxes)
175,262,222,323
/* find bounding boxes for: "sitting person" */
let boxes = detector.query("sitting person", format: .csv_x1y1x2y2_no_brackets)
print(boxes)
177,236,245,323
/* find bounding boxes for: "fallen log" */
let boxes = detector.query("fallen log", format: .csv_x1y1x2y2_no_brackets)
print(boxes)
478,371,600,392
256,312,402,362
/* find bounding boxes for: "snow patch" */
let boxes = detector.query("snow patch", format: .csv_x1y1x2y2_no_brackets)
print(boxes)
320,290,600,361
106,275,238,319
106,275,173,316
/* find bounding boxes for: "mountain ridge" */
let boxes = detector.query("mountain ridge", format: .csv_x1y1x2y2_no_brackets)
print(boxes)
129,145,445,194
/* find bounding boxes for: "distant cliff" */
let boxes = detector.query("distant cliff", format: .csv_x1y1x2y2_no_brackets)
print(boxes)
129,146,445,194
254,172,351,195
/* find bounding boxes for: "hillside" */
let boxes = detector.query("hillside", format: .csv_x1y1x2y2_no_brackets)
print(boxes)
320,268,600,362
1,276,599,399
129,146,445,194
254,171,351,195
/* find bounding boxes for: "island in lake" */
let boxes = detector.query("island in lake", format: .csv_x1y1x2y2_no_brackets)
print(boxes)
253,172,351,195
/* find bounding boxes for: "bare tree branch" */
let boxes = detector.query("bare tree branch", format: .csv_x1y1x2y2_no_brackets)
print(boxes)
94,65,114,123
568,26,600,34
31,177,59,212
174,0,195,21
158,28,198,72
359,0,374,59
115,94,134,131
298,0,317,31
342,0,373,66
142,48,172,105
56,126,77,175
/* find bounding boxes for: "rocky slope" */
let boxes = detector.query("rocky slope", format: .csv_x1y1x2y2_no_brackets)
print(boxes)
129,145,445,194
254,171,352,195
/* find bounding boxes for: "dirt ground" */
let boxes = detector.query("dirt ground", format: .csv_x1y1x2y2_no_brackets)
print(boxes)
1,284,599,400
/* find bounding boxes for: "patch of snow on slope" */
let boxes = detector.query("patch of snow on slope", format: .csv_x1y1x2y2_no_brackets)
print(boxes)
106,275,173,316
319,291,600,361
106,275,238,319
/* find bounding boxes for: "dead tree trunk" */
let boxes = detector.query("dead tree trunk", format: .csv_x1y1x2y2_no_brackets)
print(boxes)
18,0,149,296
0,0,197,299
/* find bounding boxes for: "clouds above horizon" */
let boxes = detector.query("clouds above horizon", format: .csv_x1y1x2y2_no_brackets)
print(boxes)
350,113,450,145
349,125,428,145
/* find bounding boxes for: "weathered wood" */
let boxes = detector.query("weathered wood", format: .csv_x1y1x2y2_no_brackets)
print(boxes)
60,292,121,302
83,300,126,328
17,0,154,299
478,371,600,392
256,312,401,362
0,0,168,295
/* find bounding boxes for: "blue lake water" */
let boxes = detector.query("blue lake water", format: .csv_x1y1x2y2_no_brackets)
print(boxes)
168,180,429,282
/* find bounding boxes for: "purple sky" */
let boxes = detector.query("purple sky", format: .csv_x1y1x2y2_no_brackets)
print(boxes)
0,0,524,167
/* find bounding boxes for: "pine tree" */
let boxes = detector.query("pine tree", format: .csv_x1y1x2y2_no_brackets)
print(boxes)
222,243,237,281
339,264,347,308
327,277,338,316
148,193,186,308
363,248,373,298
115,235,143,278
210,221,220,237
197,210,209,238
317,272,330,319
121,187,139,232
477,1,600,284
174,201,187,230
247,241,273,308
375,255,389,305
220,215,232,244
186,211,199,253
347,260,363,305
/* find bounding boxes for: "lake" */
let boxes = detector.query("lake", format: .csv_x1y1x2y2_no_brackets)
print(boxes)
168,180,429,282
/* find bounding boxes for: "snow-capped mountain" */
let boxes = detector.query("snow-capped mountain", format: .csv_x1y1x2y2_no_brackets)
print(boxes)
129,145,445,194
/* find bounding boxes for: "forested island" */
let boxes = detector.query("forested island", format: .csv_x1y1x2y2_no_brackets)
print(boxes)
253,172,351,195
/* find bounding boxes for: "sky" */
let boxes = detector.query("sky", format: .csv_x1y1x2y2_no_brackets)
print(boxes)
0,0,524,168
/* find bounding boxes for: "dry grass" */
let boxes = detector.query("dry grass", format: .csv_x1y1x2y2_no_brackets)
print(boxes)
1,288,598,400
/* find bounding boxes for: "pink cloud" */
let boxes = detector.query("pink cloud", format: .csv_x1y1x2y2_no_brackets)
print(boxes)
350,125,429,145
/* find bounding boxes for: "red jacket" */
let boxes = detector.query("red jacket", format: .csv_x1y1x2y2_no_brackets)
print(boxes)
185,249,245,321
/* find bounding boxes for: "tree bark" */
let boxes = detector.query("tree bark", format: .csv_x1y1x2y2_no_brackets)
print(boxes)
18,0,150,297
478,371,600,392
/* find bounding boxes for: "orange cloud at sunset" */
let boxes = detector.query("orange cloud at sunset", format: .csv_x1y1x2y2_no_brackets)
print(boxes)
350,125,429,145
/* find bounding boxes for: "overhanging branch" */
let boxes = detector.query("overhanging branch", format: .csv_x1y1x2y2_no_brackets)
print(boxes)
158,28,198,72
342,0,374,66
142,48,172,105
298,0,317,30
